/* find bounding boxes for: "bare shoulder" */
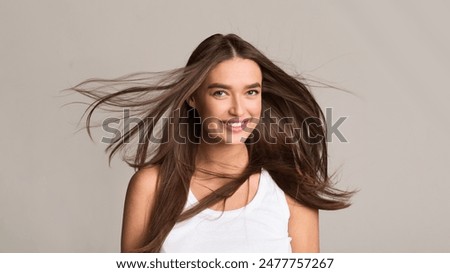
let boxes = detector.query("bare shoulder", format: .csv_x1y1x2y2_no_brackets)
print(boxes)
285,195,318,215
121,165,160,252
126,165,160,196
285,194,320,253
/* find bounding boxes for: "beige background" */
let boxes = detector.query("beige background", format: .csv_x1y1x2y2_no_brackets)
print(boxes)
1,0,449,252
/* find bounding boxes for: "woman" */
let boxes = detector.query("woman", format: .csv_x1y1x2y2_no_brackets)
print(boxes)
72,33,353,253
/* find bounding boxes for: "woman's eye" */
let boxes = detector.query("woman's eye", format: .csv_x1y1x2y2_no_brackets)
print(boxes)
247,90,259,96
213,90,226,97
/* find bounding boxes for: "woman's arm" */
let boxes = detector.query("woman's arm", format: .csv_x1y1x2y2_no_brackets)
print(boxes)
286,195,320,252
121,166,159,252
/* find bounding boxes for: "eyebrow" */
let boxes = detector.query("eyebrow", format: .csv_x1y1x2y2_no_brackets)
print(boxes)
207,82,261,90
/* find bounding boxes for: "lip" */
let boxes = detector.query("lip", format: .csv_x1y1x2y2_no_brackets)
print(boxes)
220,118,251,132
221,117,251,124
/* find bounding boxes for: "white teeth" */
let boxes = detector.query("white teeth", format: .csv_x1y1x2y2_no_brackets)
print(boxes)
223,120,247,128
228,122,241,127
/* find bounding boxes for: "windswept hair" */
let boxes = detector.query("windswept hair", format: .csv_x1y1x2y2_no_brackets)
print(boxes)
71,33,354,252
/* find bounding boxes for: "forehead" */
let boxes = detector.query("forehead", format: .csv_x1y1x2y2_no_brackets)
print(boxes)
204,58,262,86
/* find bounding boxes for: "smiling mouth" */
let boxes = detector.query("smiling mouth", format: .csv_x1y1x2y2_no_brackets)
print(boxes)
221,118,251,129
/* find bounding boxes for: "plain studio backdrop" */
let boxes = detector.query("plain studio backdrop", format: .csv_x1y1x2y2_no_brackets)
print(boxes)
1,0,449,252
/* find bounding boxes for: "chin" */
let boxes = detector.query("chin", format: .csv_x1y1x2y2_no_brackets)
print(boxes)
221,132,252,145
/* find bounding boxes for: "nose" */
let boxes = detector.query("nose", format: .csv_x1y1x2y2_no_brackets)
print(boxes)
228,96,245,117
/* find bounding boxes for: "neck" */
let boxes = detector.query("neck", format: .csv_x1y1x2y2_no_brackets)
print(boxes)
195,142,249,174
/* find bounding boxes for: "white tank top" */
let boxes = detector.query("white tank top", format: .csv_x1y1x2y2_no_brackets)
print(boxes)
160,168,292,252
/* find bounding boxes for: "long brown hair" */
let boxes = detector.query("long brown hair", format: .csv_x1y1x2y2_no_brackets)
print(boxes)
71,33,354,252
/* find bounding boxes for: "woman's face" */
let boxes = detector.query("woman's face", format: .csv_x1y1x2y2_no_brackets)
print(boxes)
189,57,262,144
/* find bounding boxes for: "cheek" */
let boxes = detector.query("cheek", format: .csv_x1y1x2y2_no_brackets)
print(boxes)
248,100,262,116
245,101,262,129
197,99,227,118
195,104,214,119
